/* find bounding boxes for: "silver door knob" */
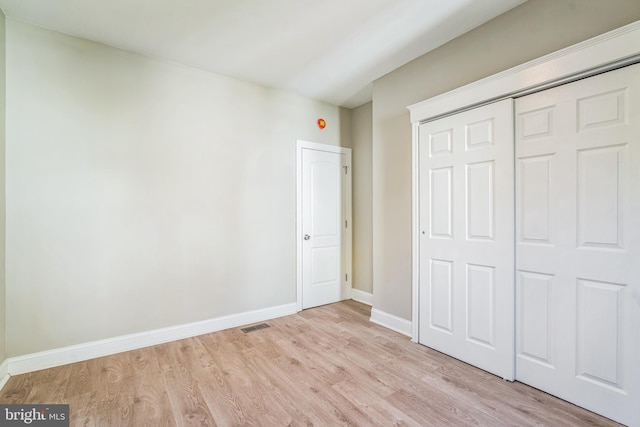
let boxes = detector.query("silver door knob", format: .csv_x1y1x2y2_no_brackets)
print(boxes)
304,234,311,240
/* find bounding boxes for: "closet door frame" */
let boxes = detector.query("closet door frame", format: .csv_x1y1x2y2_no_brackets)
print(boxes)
410,20,640,342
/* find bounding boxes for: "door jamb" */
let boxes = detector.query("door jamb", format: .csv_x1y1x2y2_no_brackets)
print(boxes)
296,140,352,312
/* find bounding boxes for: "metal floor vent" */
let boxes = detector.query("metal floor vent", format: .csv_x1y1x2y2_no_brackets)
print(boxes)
241,323,270,333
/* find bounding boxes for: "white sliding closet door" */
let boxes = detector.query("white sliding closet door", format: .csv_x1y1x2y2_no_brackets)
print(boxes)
418,99,515,380
515,63,640,427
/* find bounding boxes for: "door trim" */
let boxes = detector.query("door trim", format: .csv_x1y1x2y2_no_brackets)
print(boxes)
296,140,352,312
410,20,640,343
408,21,640,123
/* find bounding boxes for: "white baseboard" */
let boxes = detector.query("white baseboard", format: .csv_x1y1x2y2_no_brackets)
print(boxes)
5,303,298,377
0,359,9,390
351,289,373,306
370,308,412,337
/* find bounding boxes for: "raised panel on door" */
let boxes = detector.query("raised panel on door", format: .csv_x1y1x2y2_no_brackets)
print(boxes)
430,167,453,239
518,155,553,244
429,259,453,333
466,161,495,240
576,279,625,389
466,263,495,348
418,99,514,380
517,271,554,367
515,63,640,427
576,145,625,249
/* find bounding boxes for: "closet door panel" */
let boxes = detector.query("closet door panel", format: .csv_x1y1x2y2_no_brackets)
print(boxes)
515,63,640,427
418,99,514,380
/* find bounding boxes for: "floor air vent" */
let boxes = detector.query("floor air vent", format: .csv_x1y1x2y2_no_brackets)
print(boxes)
241,323,270,333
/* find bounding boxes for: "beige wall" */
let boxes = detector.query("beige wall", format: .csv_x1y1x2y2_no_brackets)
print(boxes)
0,10,6,364
4,19,350,357
351,102,372,294
371,0,640,320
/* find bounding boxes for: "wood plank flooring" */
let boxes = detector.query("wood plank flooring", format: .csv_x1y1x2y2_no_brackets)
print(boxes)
0,300,621,426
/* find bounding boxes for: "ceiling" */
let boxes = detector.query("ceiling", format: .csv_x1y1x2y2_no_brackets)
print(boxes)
0,0,526,108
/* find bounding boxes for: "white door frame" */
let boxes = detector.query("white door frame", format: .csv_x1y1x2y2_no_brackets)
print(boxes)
409,20,640,342
296,140,352,312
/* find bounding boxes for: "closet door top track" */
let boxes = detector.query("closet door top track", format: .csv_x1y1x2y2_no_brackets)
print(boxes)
420,55,640,126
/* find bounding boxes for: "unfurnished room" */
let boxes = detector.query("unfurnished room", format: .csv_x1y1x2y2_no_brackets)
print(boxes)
0,0,639,426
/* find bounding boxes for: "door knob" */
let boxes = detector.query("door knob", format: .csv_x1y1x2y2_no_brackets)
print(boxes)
304,234,311,240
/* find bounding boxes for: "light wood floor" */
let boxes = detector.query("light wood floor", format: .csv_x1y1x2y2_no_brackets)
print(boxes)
1,300,620,426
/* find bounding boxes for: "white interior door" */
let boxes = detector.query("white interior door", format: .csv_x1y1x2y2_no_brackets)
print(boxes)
515,63,640,427
418,99,515,380
300,144,351,309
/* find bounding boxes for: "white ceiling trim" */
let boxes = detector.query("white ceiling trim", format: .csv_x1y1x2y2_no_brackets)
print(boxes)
408,20,640,122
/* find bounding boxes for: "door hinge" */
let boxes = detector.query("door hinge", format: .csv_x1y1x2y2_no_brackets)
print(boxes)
345,220,348,228
345,274,348,282
344,165,348,175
